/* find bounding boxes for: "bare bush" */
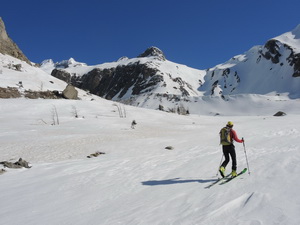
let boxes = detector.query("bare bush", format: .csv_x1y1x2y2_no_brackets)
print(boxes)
51,105,59,125
71,105,79,118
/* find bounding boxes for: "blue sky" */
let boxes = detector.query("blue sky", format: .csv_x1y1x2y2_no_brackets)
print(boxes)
1,0,300,69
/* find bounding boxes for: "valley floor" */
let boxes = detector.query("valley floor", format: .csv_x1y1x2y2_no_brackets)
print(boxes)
0,98,300,225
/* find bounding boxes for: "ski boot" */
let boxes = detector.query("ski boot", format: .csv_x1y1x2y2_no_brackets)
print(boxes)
219,166,225,178
231,170,237,177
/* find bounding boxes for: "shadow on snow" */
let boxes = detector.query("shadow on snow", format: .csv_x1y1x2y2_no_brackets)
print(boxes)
141,178,216,186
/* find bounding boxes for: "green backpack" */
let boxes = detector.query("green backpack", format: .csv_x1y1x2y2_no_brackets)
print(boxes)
220,127,231,145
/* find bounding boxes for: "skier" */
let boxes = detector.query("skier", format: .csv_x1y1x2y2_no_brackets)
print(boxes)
219,121,244,177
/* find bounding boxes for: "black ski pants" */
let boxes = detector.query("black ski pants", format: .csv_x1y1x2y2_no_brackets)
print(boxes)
221,144,237,171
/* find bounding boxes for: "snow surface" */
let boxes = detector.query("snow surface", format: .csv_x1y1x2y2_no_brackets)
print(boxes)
1,53,300,225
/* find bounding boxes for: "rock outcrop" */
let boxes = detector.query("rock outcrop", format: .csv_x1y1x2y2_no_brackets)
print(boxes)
51,68,82,86
138,46,166,61
80,62,161,100
0,17,31,64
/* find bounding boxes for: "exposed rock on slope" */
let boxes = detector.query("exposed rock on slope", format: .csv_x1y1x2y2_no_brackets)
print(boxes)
138,46,166,61
0,17,31,64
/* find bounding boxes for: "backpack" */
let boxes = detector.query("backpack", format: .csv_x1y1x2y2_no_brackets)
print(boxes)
220,127,231,145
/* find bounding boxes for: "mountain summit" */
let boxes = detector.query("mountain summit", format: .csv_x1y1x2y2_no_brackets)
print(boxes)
138,46,166,61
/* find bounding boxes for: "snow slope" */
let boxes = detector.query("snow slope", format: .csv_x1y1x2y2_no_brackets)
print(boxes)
274,24,300,53
200,24,300,99
201,45,300,98
1,55,300,224
0,54,67,91
1,97,300,225
0,53,95,100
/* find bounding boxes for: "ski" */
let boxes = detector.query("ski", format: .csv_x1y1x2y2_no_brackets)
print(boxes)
219,168,247,185
205,174,231,189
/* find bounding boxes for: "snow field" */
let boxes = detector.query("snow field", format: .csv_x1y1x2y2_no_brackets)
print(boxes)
1,97,300,224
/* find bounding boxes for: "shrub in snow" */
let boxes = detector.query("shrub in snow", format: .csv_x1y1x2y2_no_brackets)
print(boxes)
0,158,31,169
87,152,106,158
0,87,21,98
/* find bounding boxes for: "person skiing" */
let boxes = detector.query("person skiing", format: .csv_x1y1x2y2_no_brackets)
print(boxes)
219,121,244,178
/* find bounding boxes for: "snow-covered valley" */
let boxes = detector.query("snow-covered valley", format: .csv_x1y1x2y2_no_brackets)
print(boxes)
1,95,300,225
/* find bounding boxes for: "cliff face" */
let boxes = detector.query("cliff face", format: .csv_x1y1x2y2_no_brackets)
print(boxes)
0,17,31,64
79,62,162,100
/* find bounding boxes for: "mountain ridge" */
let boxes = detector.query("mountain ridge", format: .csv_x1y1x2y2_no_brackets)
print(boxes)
1,17,300,113
41,24,300,111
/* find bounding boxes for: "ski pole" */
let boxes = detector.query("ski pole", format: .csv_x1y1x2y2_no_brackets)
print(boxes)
242,138,251,175
216,154,224,176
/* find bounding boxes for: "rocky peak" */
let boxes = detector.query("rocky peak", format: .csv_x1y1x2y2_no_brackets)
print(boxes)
0,18,9,40
138,46,166,61
0,17,31,64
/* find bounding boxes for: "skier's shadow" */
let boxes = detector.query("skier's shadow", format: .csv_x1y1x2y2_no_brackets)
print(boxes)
141,178,216,186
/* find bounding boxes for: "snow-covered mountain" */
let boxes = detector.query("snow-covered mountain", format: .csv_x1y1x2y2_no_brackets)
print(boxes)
39,24,300,113
201,24,300,99
43,47,205,105
40,58,87,74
